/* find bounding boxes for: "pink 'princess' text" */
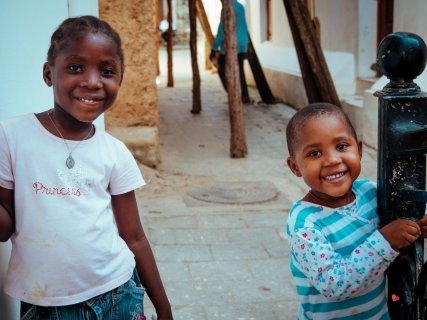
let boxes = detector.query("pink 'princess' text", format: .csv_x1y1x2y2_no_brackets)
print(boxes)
33,182,81,196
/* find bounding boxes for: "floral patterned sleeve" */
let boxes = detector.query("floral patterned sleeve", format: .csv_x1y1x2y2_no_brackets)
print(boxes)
290,227,399,299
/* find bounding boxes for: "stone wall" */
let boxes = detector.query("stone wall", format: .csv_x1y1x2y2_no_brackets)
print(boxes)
175,0,190,45
99,0,158,128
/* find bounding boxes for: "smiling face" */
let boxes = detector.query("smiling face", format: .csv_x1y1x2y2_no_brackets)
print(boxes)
43,32,122,124
287,113,362,207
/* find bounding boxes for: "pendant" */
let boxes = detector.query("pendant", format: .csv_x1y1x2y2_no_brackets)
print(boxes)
66,155,75,169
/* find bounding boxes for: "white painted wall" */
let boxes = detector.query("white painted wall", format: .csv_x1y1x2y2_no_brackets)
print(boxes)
270,0,293,47
393,0,427,90
316,0,358,53
358,0,377,79
264,0,367,82
0,2,98,319
245,0,268,45
0,1,99,120
259,1,268,43
201,0,222,36
394,0,427,42
358,0,427,148
0,2,67,120
370,2,427,92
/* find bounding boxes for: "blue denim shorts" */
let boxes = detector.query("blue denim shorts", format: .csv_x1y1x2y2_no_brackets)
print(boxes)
20,269,145,320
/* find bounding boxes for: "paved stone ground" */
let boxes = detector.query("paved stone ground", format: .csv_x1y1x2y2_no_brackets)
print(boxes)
136,47,378,320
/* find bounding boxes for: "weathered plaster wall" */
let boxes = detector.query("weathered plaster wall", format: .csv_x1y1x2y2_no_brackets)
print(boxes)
175,0,190,45
316,0,358,54
395,0,427,42
99,0,158,128
271,0,293,47
270,0,358,54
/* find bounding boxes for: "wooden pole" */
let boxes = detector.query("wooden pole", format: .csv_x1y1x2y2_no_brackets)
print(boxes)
282,0,341,107
223,0,248,158
195,0,216,70
195,0,215,45
153,0,160,76
189,0,202,114
247,35,276,104
167,0,174,87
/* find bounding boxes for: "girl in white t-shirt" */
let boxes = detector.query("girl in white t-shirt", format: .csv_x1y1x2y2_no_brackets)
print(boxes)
0,15,173,320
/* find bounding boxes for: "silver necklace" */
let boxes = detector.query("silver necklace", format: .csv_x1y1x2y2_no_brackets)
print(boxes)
48,110,94,169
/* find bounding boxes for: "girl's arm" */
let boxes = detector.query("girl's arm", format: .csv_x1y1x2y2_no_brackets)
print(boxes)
290,226,400,300
112,190,173,320
0,187,14,242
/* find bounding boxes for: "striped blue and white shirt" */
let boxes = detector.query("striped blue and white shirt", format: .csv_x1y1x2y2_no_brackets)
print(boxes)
286,179,399,319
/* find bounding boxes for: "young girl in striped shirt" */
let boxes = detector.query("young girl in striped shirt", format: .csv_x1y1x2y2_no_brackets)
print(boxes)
285,102,422,319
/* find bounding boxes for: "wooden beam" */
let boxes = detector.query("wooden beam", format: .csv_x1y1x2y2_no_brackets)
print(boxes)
282,0,341,107
195,0,215,46
167,0,174,87
223,0,248,158
189,0,202,113
247,35,276,104
153,0,160,76
195,0,216,70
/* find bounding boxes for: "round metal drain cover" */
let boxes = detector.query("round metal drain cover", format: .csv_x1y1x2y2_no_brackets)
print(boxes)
187,181,278,204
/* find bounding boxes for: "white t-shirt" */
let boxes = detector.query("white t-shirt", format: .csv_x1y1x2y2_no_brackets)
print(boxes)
0,113,145,306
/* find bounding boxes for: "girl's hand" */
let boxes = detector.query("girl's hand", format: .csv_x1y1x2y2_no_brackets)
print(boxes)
380,218,421,250
417,215,427,237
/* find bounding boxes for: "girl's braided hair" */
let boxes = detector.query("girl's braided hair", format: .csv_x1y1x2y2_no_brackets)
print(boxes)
47,15,124,72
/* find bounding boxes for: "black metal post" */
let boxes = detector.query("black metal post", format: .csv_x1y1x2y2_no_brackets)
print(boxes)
376,32,427,320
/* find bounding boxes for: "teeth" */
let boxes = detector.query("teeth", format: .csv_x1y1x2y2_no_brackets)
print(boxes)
79,98,95,103
324,172,344,181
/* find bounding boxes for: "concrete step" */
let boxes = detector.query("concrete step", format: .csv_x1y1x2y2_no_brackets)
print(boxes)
108,126,161,168
356,77,378,96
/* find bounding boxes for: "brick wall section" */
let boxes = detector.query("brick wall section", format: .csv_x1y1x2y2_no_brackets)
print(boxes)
99,0,159,128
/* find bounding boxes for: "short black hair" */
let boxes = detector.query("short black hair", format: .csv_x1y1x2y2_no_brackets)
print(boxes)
286,103,357,156
47,15,124,73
